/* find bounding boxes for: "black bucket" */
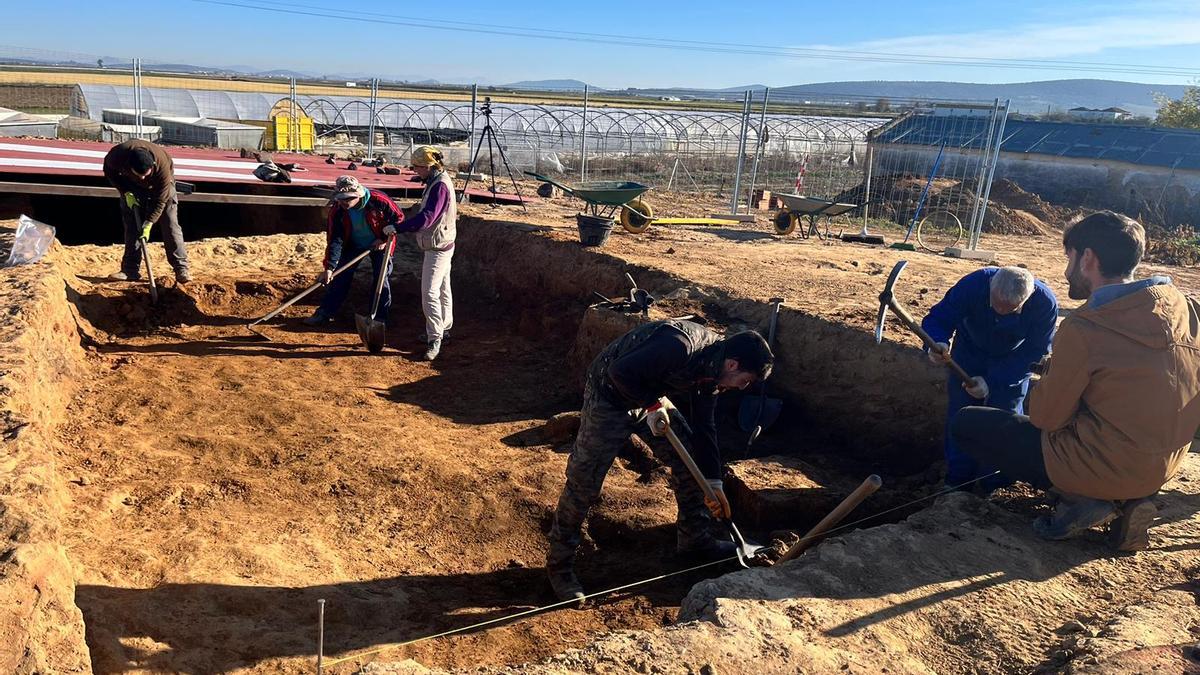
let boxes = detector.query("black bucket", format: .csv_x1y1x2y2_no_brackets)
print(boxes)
576,214,615,247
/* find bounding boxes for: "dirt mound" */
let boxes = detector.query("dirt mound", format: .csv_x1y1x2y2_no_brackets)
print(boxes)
982,204,1052,236
986,179,1079,228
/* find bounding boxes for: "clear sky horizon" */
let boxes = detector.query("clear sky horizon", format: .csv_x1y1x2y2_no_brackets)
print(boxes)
5,0,1198,88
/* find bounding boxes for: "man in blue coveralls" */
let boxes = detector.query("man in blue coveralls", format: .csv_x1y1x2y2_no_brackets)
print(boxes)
922,266,1058,490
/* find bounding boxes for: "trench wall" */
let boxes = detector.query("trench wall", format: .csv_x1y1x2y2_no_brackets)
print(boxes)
451,216,944,469
0,237,90,672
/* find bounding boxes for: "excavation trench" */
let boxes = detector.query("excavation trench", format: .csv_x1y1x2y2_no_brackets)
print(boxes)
26,211,946,673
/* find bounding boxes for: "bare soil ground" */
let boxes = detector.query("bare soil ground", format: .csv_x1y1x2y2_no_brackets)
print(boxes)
10,179,1200,674
51,237,739,673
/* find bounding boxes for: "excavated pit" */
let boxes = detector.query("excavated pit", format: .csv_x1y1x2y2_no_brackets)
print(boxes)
7,210,959,673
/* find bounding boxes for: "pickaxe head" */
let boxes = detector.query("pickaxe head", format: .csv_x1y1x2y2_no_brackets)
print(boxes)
874,260,909,344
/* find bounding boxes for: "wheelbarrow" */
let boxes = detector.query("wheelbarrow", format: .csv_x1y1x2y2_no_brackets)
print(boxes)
524,171,655,239
772,194,858,240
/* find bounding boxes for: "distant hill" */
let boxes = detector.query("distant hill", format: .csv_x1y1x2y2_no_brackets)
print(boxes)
0,49,1189,117
500,79,598,92
632,79,1189,116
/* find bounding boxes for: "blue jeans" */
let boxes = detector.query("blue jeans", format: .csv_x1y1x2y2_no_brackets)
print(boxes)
943,351,1029,489
317,245,392,322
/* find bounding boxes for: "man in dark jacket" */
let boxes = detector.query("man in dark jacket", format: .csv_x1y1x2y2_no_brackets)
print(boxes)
102,139,191,282
922,266,1058,490
305,175,404,325
546,319,774,604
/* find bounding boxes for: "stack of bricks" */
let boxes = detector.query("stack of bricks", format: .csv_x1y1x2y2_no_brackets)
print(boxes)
751,188,773,210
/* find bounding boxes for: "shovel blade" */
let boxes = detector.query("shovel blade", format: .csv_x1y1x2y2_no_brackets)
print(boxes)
355,313,386,353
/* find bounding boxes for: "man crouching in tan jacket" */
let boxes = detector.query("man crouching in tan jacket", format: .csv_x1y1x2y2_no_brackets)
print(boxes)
951,210,1200,551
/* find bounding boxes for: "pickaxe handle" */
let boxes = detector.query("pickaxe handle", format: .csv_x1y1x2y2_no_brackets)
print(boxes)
778,474,882,563
886,300,973,384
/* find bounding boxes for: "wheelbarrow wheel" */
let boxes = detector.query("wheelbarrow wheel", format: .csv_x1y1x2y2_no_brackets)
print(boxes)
773,210,797,236
620,198,654,234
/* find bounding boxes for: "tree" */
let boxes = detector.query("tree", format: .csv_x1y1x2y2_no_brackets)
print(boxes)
96,58,103,69
1154,85,1200,130
875,98,891,113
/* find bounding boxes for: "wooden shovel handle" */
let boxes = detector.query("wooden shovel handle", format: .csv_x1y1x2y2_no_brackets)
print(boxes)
778,475,882,563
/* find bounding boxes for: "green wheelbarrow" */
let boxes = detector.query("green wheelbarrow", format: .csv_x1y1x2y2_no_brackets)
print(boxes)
524,171,655,235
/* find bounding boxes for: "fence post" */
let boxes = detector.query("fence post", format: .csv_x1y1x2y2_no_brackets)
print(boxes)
288,77,298,151
966,99,999,247
862,146,873,229
730,90,751,214
132,58,142,140
745,87,770,210
367,78,378,159
580,85,589,181
971,99,1009,250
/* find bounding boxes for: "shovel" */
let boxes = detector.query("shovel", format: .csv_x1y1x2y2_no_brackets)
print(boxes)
650,413,765,568
355,235,395,353
738,297,784,444
244,248,373,340
132,204,158,305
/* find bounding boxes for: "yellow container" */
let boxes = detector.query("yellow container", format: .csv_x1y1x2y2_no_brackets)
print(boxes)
267,116,314,151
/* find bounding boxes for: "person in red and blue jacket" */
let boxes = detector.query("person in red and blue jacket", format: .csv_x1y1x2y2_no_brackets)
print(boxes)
922,266,1058,491
305,175,404,326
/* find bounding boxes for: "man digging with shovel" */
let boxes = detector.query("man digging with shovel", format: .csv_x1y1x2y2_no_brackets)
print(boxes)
546,320,773,605
305,176,402,342
103,139,191,284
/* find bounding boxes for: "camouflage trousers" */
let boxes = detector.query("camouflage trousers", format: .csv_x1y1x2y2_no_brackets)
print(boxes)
546,375,711,572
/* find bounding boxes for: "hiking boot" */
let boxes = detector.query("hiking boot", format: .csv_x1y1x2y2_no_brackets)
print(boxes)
1108,497,1157,552
424,338,442,361
1033,494,1117,541
677,535,739,560
547,567,585,607
302,311,333,326
175,269,193,284
109,270,140,281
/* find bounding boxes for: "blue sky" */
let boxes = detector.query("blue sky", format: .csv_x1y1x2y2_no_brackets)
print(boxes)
5,0,1199,87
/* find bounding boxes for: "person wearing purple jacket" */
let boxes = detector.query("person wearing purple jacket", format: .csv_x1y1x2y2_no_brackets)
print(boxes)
396,146,457,361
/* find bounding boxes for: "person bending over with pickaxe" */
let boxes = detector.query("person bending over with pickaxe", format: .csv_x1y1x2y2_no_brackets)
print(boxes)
922,265,1059,492
952,211,1200,551
546,320,773,604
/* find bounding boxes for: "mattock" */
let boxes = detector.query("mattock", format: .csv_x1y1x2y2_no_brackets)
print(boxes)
875,260,972,385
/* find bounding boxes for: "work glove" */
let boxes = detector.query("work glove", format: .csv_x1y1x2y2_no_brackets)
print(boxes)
705,479,732,520
319,269,334,286
123,192,138,209
382,224,397,237
963,376,989,400
927,342,951,366
645,397,678,437
139,221,153,241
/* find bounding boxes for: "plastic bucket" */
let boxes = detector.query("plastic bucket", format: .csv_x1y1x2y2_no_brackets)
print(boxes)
576,213,615,247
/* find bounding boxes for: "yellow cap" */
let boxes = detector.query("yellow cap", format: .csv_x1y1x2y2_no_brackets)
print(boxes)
410,145,443,168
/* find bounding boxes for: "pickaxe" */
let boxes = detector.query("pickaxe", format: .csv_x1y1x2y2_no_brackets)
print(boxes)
875,260,972,385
